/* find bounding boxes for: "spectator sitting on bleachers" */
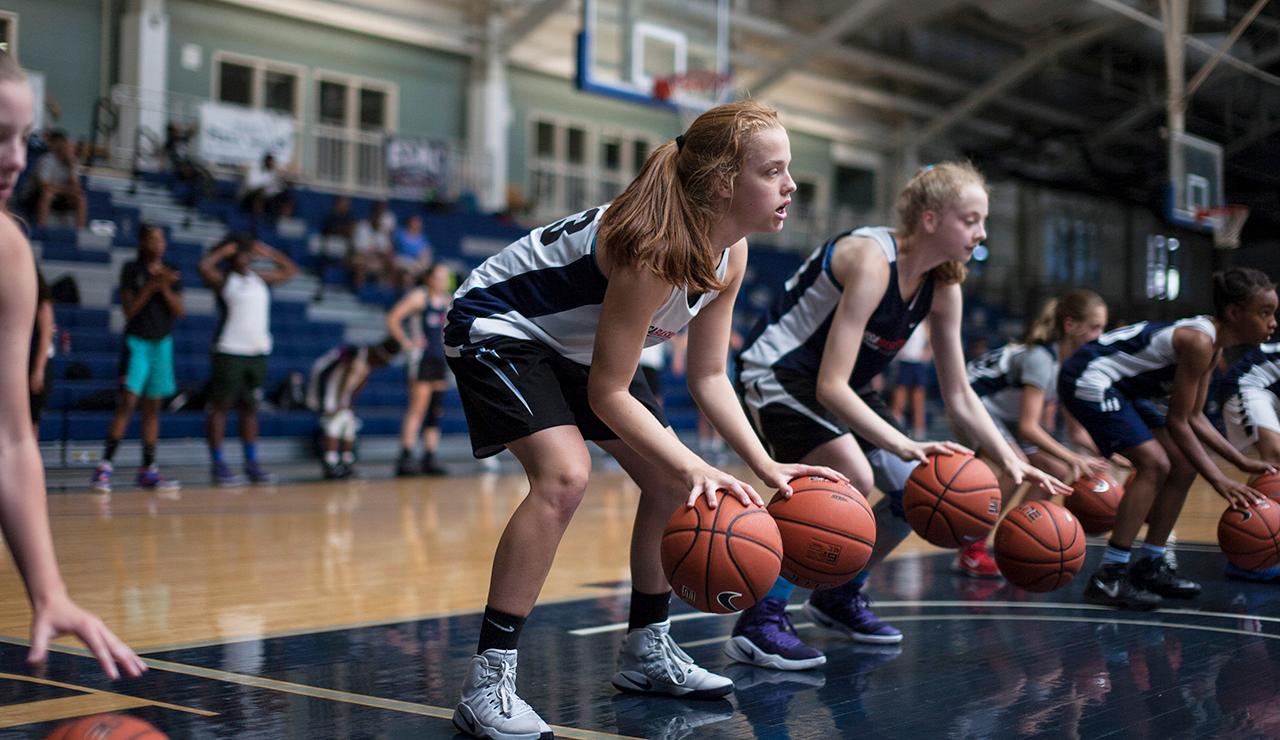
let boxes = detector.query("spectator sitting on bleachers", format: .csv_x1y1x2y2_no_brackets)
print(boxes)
391,214,431,290
305,336,400,479
164,122,214,206
198,232,298,486
21,130,86,228
350,200,395,290
313,195,356,301
91,224,185,493
238,152,294,219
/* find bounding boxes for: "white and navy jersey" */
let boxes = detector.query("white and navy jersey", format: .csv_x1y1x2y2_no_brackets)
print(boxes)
306,345,368,415
444,205,731,365
1222,342,1280,398
737,226,935,391
968,342,1059,423
1060,317,1216,405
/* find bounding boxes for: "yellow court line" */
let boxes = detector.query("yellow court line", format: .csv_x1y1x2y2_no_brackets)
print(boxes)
0,671,216,717
0,693,154,729
0,641,636,740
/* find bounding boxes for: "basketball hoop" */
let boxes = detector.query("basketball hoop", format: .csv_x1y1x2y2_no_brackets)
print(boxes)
1196,204,1251,249
653,71,733,132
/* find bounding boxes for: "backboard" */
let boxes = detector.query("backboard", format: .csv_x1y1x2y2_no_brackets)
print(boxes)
1167,130,1224,232
578,0,730,111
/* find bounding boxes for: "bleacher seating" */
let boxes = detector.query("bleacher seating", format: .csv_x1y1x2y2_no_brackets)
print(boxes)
32,165,811,452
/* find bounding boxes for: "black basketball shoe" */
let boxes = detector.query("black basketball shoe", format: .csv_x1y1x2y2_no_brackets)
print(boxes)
1129,556,1201,598
1084,562,1162,610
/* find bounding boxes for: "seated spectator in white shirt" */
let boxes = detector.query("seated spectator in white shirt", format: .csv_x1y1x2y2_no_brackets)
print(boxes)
239,152,294,218
23,131,86,228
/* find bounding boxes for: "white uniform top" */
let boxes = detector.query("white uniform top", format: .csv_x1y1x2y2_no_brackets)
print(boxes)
445,205,731,365
215,270,273,356
1063,316,1216,407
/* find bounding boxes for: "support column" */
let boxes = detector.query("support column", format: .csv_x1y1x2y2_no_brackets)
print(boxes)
116,0,168,170
467,14,510,213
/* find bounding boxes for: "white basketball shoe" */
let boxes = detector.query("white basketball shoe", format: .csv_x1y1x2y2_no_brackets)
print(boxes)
453,649,552,740
612,620,734,699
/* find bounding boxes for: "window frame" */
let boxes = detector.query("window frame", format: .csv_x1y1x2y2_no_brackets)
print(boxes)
210,50,307,121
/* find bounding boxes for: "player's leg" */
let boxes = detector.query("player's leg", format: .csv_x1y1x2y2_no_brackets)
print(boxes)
1218,388,1280,582
206,353,244,487
241,355,274,484
1128,428,1201,598
419,380,447,475
398,381,430,476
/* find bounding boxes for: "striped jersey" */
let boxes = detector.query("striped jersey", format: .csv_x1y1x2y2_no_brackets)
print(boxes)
1222,342,1280,398
445,206,731,364
737,226,935,390
967,342,1058,423
1060,316,1216,404
306,345,369,415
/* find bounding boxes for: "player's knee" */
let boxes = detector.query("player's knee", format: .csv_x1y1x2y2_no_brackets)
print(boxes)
535,468,590,521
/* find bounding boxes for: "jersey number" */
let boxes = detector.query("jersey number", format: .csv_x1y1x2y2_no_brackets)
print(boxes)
540,208,600,246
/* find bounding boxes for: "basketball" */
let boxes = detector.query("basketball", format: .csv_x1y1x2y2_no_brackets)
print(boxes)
766,476,876,589
1218,501,1280,571
661,493,783,614
46,714,167,740
994,501,1087,592
904,454,1002,548
1248,471,1280,500
1065,472,1124,535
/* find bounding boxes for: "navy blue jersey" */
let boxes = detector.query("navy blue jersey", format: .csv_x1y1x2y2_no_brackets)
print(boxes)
1060,317,1216,404
738,226,935,392
1222,342,1280,399
420,296,448,360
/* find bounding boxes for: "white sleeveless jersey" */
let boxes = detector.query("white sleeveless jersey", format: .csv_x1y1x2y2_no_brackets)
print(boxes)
445,205,731,365
1061,316,1216,404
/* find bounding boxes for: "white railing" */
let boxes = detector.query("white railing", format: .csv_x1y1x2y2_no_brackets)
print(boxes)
106,84,491,202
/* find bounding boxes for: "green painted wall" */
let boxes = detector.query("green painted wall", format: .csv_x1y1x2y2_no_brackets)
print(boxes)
165,0,468,139
2,0,103,140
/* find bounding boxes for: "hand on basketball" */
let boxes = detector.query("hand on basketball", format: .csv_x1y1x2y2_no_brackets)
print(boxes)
758,463,848,498
895,439,971,465
28,593,147,680
684,464,763,509
1214,478,1267,509
1013,460,1071,496
1238,457,1276,478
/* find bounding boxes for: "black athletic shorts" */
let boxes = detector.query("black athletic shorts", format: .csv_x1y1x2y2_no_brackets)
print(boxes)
410,350,448,383
742,372,903,463
447,337,668,458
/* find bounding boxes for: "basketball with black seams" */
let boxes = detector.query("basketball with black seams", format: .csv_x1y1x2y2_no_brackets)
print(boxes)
661,493,783,614
1218,500,1280,571
1247,470,1280,501
994,501,1086,592
766,476,875,589
1065,472,1123,535
46,714,168,740
904,453,1002,548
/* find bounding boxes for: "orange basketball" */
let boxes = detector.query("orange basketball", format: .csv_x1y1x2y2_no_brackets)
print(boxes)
46,714,167,740
994,501,1087,592
661,494,783,614
1248,471,1280,500
1218,501,1280,571
904,454,1002,548
1065,472,1123,535
766,476,876,589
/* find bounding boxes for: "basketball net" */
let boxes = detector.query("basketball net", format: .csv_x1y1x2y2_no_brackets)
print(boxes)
1196,204,1250,249
653,71,733,132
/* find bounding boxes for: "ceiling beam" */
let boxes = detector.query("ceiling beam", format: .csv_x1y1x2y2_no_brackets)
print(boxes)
1226,114,1280,156
746,0,898,96
500,0,571,55
1089,0,1280,88
919,18,1126,142
1184,0,1271,101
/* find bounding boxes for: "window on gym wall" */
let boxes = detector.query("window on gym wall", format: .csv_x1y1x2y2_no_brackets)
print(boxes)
211,52,304,119
312,71,397,190
528,115,655,219
0,12,19,58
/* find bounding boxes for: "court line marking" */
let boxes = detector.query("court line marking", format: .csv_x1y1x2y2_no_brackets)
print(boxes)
0,671,216,719
569,599,1280,635
0,693,155,729
0,640,636,740
677,613,1280,649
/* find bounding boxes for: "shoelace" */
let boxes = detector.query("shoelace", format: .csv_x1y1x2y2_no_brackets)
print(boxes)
759,609,806,648
648,630,692,686
488,660,521,717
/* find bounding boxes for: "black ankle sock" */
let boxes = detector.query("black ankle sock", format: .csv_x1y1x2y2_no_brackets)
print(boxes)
103,438,120,463
477,606,527,653
142,443,156,467
628,589,672,631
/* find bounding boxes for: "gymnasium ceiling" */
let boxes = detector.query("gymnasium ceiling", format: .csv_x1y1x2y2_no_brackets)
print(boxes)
227,0,1280,221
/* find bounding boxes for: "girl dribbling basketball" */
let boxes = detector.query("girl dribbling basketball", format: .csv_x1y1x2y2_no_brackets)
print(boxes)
445,100,842,739
726,162,1068,671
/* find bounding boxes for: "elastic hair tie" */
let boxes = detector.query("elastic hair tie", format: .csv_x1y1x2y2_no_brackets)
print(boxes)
675,134,686,151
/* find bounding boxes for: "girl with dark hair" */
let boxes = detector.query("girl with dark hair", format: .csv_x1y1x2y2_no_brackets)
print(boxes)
386,262,453,475
1060,267,1278,609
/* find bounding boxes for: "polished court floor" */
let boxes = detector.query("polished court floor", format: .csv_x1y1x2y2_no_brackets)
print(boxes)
2,464,1279,738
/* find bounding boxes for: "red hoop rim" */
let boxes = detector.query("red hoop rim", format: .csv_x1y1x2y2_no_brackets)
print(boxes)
652,71,732,101
1194,204,1250,220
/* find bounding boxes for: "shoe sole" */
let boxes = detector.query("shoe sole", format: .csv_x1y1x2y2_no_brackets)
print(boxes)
611,670,733,700
451,704,551,740
1083,590,1161,611
802,602,903,644
723,635,826,671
